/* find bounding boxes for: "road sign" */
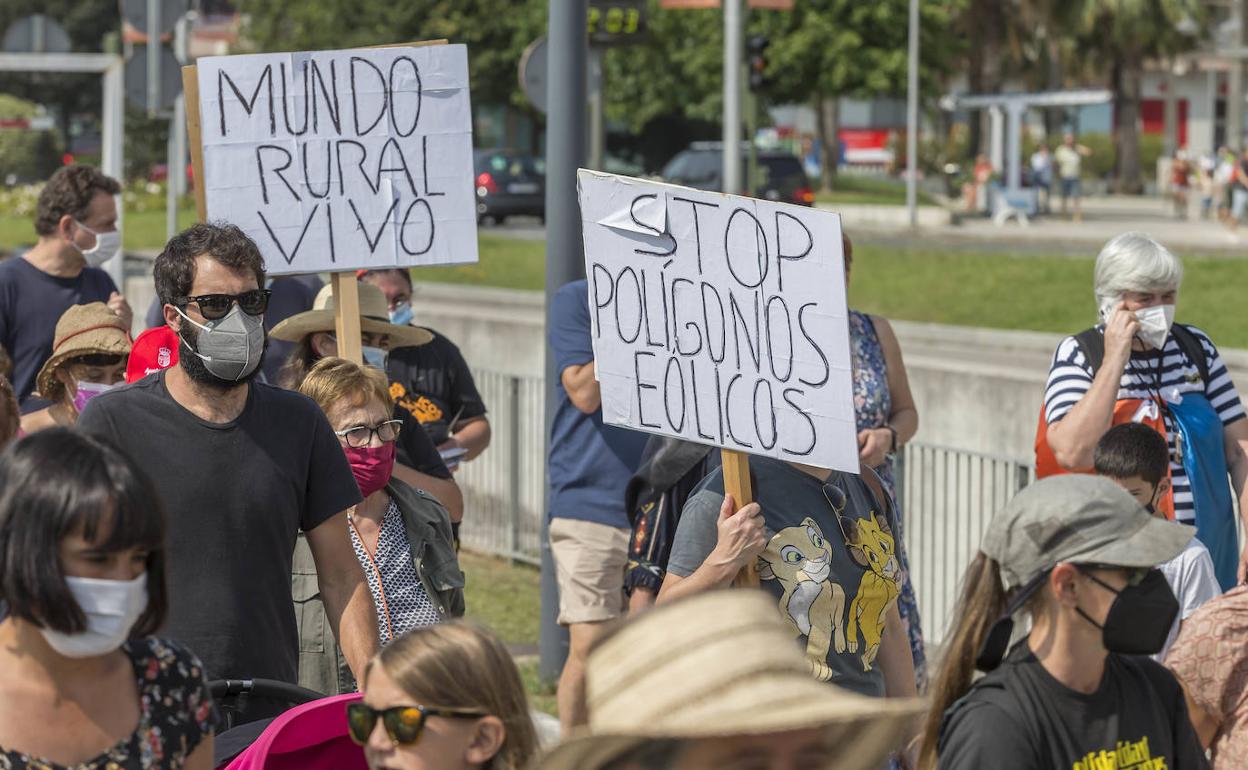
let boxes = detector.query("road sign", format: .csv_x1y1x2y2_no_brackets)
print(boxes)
2,15,72,54
125,44,181,111
519,36,602,115
120,0,188,35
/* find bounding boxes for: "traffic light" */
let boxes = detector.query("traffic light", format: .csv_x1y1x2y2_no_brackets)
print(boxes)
747,35,770,92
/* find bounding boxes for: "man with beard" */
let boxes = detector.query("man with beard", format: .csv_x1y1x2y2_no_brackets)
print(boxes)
78,223,376,721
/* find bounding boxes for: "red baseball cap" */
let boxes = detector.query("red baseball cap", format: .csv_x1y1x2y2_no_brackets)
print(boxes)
126,326,180,383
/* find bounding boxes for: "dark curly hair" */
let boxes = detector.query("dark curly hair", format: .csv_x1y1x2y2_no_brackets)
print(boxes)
154,222,267,306
34,165,122,236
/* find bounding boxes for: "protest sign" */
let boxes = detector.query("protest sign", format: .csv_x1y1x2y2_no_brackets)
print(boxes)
578,169,858,476
189,43,477,278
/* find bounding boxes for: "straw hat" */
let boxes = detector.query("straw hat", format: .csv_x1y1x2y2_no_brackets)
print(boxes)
35,302,131,401
538,590,924,770
268,283,432,348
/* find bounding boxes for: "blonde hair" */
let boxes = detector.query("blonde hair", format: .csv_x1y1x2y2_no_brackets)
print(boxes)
297,357,393,416
366,622,538,770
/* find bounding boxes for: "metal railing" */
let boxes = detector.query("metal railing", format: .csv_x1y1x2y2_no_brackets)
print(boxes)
896,443,1034,646
454,369,1035,645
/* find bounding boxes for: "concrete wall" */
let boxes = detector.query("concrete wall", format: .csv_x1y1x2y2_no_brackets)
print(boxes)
409,282,1248,460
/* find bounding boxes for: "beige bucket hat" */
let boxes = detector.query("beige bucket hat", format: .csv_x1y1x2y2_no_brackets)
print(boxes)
268,282,432,348
35,302,131,401
537,589,924,770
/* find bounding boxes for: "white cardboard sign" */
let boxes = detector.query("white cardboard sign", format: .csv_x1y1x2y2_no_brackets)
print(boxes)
578,169,858,472
197,45,478,275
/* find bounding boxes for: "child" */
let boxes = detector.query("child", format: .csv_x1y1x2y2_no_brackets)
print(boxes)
1094,423,1221,661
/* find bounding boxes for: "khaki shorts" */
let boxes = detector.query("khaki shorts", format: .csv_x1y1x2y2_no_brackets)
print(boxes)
549,517,629,625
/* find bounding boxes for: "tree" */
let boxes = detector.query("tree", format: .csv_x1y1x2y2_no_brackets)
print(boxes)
758,0,963,189
236,0,546,110
1073,0,1205,194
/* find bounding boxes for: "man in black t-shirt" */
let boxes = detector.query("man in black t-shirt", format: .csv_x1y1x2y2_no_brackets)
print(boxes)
360,269,491,467
0,165,133,404
79,223,375,721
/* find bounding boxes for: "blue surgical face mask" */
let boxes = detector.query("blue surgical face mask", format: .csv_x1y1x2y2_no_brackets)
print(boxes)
389,302,414,327
362,345,388,370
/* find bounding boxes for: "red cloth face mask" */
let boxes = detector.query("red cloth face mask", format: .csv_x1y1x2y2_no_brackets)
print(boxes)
345,442,396,498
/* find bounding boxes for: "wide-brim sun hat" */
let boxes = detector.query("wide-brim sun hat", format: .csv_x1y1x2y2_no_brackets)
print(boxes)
268,282,433,348
982,474,1194,592
538,590,924,770
35,302,131,401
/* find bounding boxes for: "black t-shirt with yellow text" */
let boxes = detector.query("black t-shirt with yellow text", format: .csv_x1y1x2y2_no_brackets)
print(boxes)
386,330,486,446
938,643,1208,770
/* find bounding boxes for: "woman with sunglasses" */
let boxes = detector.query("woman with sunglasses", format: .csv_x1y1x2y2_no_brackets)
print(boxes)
21,302,130,434
349,621,537,770
299,357,464,653
919,475,1208,770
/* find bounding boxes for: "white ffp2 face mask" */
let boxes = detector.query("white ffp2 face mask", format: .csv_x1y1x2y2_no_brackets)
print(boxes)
1135,304,1176,349
72,220,122,268
40,573,148,658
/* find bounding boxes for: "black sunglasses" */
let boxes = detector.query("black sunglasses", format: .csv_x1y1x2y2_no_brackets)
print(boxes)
66,353,125,368
345,703,487,746
176,289,272,320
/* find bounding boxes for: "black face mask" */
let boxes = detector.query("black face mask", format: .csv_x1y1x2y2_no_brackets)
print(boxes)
1075,568,1178,655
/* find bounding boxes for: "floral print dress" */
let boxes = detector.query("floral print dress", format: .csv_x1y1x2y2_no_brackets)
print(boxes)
849,310,927,691
0,637,217,770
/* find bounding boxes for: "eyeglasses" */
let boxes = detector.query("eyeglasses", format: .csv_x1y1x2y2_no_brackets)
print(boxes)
176,289,272,320
1075,564,1151,589
335,419,402,447
66,353,125,368
345,703,486,746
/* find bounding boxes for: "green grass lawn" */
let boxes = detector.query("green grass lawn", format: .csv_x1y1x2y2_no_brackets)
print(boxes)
458,549,556,715
415,239,1248,349
815,175,939,207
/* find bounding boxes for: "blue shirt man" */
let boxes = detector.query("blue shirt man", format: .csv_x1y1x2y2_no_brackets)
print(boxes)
547,278,647,731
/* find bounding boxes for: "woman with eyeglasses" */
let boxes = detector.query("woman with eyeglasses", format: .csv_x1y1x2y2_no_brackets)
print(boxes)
918,475,1208,770
348,621,537,770
299,357,464,653
20,302,130,434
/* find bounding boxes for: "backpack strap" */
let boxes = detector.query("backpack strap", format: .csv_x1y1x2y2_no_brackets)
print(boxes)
1170,323,1211,387
1073,327,1105,378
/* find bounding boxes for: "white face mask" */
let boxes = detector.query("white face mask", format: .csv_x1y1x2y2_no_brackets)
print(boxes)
72,220,122,268
40,573,148,658
1134,304,1176,349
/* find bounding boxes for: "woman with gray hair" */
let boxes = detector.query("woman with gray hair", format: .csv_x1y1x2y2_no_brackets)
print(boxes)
1040,232,1248,587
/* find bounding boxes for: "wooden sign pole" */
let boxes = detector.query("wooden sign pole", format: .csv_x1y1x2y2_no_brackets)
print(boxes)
181,65,207,221
722,448,759,587
332,273,364,365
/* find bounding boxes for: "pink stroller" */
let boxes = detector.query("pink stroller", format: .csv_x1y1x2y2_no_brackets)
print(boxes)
215,689,367,770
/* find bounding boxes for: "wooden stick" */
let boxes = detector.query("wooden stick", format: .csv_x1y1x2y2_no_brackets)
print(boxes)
331,272,364,365
180,65,207,222
721,449,759,587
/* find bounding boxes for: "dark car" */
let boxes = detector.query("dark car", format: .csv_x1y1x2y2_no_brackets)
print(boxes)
474,149,545,224
659,143,815,206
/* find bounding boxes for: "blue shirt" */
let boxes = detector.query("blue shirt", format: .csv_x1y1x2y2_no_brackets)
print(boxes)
548,280,647,527
0,256,118,403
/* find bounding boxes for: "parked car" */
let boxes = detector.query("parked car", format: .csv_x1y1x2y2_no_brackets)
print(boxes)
473,149,545,224
659,143,815,206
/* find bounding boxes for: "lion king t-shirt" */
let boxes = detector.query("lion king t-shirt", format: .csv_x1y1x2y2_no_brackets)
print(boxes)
667,456,901,697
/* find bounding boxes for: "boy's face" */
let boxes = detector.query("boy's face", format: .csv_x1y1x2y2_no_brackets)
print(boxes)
1107,474,1166,515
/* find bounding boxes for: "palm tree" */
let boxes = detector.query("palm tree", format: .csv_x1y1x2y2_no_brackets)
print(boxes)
1074,0,1205,193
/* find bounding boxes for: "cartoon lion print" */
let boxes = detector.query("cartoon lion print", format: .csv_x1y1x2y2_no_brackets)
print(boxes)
757,517,848,682
844,510,902,672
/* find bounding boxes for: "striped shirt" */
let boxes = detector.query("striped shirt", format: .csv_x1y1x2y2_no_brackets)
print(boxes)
1044,325,1245,524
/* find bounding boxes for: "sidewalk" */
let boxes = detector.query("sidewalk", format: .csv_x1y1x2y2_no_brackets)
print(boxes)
843,195,1248,256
